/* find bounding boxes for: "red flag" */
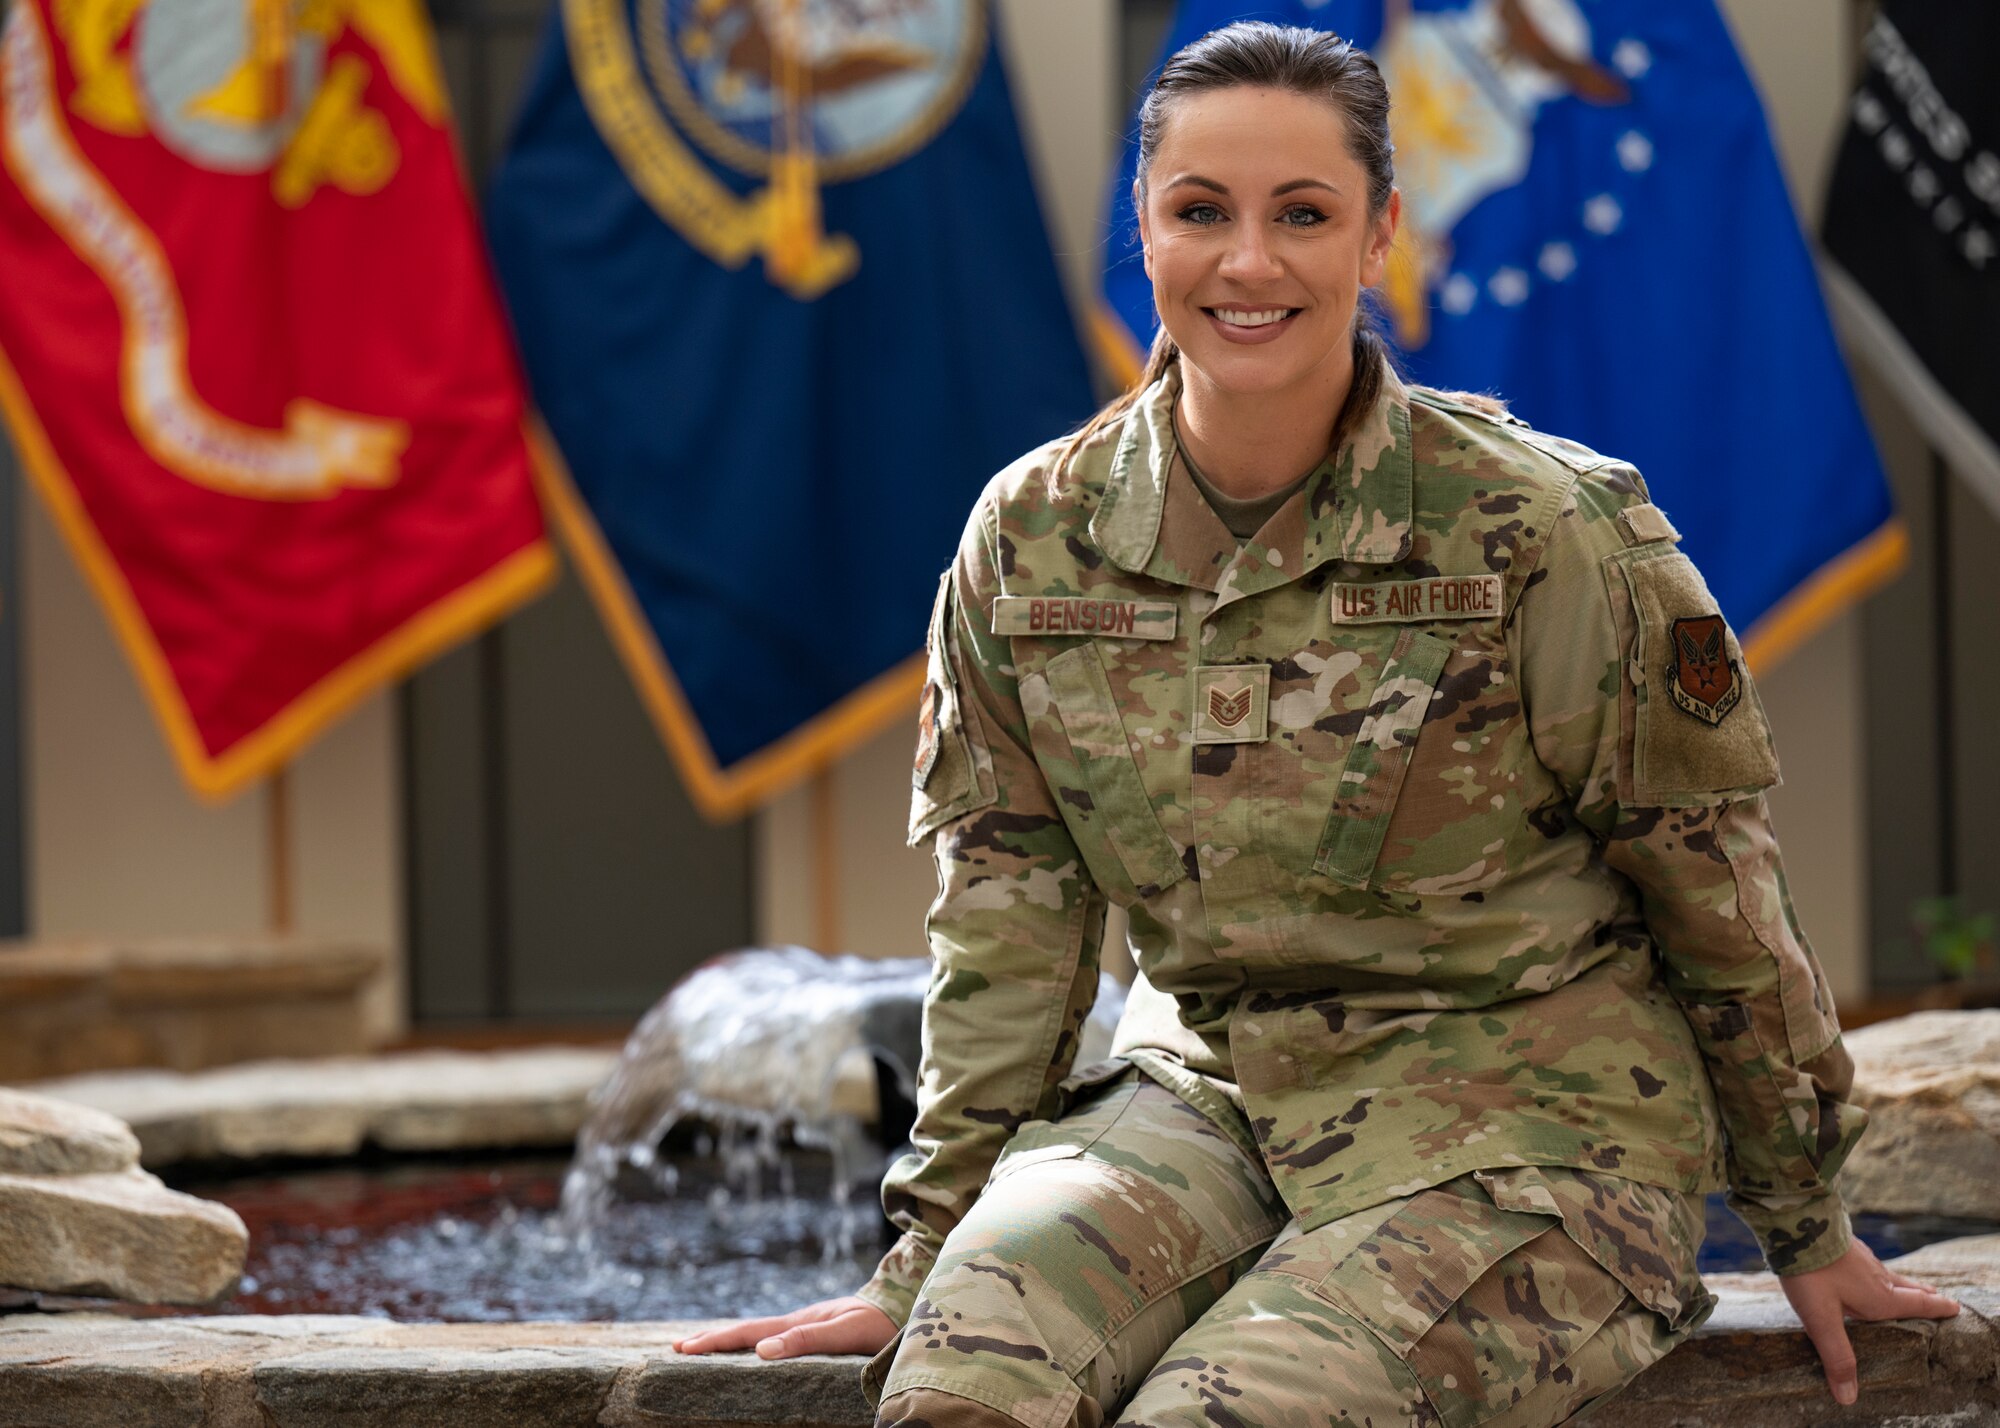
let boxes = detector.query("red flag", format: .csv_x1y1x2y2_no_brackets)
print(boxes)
0,0,552,798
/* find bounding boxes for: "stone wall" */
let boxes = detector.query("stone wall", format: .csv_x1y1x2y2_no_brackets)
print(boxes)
0,938,388,1080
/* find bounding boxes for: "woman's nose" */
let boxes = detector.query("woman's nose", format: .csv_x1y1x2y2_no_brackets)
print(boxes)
1217,225,1284,282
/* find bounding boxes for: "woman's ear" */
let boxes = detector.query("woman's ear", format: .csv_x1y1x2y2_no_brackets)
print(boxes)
1361,187,1402,288
1134,179,1153,281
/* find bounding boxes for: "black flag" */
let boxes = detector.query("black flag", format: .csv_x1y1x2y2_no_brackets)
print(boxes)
1821,2,2000,517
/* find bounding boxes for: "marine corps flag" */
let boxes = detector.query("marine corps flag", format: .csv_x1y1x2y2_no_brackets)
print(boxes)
1101,1,1903,668
1822,1,2000,522
0,0,553,798
486,0,1093,819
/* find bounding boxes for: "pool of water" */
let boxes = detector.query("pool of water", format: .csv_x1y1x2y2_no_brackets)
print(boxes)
152,1152,882,1323
111,1154,2000,1324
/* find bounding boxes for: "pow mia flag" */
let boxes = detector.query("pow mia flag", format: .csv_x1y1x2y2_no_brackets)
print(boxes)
1822,1,2000,520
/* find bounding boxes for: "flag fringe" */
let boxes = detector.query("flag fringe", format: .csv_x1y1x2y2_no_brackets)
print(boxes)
527,422,924,824
1089,301,1146,391
1739,518,1907,674
0,337,557,802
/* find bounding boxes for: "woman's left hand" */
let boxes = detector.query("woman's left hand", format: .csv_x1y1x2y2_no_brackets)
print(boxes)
1778,1238,1960,1405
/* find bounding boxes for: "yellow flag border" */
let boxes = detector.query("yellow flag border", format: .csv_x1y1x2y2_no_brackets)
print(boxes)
1092,299,1907,673
0,337,558,802
527,423,924,823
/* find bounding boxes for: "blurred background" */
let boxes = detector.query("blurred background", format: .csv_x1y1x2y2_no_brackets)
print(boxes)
0,0,1989,1074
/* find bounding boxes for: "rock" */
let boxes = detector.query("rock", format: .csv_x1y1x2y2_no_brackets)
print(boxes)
28,1047,620,1167
0,1166,246,1304
1842,1011,2000,1219
0,1087,139,1176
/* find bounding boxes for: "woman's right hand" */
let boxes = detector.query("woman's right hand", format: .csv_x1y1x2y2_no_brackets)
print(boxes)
672,1295,897,1360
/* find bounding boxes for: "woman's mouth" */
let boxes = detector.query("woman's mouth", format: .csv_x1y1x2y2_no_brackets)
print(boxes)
1203,306,1302,343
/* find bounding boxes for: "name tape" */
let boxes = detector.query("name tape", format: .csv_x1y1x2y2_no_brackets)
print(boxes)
991,595,1178,640
1331,573,1504,624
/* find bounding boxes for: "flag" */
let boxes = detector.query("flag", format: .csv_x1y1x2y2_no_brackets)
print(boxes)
485,0,1094,820
1822,1,2000,522
0,0,554,799
1100,1,1904,668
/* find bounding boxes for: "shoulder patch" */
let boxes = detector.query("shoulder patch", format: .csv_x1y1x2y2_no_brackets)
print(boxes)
1617,504,1681,547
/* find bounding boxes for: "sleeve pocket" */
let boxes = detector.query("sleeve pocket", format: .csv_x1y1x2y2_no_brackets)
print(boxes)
909,570,996,846
1608,546,1780,806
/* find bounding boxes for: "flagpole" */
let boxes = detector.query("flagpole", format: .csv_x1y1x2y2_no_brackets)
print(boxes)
811,760,840,954
267,765,293,935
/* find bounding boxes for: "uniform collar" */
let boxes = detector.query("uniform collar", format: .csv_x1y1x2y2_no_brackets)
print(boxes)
1088,359,1414,599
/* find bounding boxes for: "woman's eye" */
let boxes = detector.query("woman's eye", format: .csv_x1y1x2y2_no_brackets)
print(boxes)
1176,203,1225,226
1281,205,1328,227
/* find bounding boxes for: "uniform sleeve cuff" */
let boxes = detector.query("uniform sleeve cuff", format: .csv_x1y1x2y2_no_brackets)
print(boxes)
856,1233,934,1329
1731,1188,1854,1276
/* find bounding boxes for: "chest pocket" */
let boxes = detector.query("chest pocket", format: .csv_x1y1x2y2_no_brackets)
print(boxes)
1040,643,1188,900
1315,629,1454,886
1314,627,1525,896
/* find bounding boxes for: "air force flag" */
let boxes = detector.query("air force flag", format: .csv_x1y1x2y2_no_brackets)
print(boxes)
488,0,1094,818
1101,1,1903,667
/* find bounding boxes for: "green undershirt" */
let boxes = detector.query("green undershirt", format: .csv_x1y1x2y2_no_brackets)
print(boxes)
1173,413,1315,541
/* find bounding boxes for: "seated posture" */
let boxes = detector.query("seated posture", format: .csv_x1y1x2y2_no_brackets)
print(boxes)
680,21,1957,1427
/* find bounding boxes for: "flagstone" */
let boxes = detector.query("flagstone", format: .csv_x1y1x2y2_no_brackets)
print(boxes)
28,1047,623,1165
1840,1011,2000,1220
1,1239,1997,1427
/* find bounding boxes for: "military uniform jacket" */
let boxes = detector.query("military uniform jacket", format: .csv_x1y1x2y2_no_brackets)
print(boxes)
859,362,1865,1327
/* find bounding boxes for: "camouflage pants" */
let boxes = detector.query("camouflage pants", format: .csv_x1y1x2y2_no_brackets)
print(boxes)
866,1071,1714,1428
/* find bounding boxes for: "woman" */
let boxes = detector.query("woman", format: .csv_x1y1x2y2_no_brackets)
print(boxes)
679,22,1958,1426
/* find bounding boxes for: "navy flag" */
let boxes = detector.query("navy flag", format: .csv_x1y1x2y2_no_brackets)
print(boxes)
1822,1,2000,521
488,0,1093,817
1100,1,1903,669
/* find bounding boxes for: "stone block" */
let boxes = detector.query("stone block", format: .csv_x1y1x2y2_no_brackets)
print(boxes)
0,1088,139,1176
0,938,389,1081
0,1168,246,1304
30,1047,618,1166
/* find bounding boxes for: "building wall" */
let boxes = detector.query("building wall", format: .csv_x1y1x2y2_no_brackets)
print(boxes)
12,0,1888,1027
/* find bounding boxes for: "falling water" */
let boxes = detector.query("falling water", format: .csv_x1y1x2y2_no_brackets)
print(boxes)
560,947,1130,1264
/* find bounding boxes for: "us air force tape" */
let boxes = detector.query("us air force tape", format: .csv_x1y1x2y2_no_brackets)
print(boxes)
1330,574,1503,624
991,595,1177,640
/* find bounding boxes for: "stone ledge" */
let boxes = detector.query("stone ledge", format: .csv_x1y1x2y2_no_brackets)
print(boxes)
2,1265,1996,1428
26,1048,622,1165
0,939,390,1081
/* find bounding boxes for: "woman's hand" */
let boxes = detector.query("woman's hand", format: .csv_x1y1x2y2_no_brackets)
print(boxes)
1778,1238,1960,1405
673,1295,897,1360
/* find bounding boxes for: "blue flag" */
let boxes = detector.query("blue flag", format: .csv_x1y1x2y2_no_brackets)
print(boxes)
1100,1,1903,667
489,0,1093,817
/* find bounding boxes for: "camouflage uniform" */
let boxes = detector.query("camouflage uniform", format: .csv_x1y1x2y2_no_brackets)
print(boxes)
858,362,1864,1427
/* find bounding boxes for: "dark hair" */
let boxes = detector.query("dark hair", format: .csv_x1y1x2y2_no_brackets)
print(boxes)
1063,22,1396,469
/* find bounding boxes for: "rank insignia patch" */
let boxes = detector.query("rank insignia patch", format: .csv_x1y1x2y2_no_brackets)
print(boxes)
1667,614,1741,726
1193,664,1269,744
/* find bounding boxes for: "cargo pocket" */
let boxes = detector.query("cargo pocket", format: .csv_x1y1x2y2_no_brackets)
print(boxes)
1474,1165,1714,1333
1044,644,1187,899
1313,628,1455,887
1312,1177,1663,1428
1607,546,1780,806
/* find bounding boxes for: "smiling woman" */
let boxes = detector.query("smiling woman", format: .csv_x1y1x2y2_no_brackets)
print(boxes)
674,20,1960,1428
